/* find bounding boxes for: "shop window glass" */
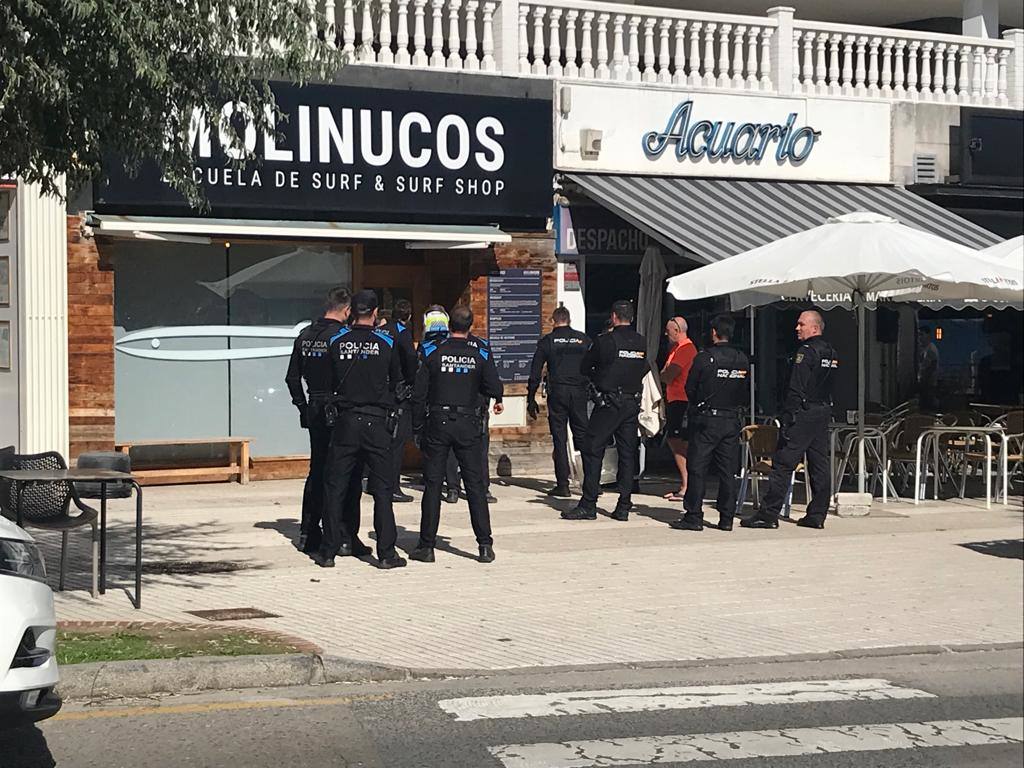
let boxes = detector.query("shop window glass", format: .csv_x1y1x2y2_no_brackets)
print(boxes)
114,241,231,444
225,242,352,456
112,239,352,456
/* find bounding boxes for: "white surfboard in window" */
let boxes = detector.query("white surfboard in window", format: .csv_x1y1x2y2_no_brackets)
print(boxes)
115,322,311,361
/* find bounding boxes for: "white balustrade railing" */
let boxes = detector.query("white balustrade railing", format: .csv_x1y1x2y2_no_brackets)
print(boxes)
517,0,776,90
317,0,500,71
791,20,1014,106
312,1,1024,109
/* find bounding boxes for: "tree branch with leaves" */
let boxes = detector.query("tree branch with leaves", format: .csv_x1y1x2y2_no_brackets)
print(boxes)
0,0,339,206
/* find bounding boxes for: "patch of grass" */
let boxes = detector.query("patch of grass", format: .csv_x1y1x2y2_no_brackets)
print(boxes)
56,626,301,665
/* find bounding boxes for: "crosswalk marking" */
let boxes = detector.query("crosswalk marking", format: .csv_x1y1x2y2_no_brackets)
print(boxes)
489,717,1024,768
438,679,934,722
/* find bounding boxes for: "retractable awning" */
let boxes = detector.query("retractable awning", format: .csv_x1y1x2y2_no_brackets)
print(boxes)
86,214,511,245
564,174,1000,263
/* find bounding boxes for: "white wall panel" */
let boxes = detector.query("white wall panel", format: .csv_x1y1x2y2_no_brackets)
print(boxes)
556,84,893,184
17,180,69,456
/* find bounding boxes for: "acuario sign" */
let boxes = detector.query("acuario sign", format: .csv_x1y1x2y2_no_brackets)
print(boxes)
642,99,821,164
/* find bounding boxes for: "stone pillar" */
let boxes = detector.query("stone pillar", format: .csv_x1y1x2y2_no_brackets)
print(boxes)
767,6,796,94
494,0,520,74
1004,28,1024,109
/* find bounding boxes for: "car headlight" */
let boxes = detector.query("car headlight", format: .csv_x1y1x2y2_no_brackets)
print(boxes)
0,538,48,582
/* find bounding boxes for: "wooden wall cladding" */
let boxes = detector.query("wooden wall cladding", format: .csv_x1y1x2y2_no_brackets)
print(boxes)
469,232,558,398
67,217,115,458
469,232,559,469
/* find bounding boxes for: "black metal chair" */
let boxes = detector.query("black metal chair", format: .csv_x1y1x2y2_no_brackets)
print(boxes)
0,451,99,597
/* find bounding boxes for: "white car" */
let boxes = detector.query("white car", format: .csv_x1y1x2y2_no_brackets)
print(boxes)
0,515,61,727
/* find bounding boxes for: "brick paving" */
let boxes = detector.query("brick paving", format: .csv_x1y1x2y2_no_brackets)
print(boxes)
45,478,1024,671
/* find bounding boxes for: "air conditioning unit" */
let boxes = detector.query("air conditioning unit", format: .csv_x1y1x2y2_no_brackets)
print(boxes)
580,129,602,160
913,153,939,184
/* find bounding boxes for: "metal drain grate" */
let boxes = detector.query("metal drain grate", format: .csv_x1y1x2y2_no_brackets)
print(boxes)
141,560,251,575
187,608,281,621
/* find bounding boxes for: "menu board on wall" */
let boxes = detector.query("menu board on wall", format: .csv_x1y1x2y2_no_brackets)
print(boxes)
487,269,541,383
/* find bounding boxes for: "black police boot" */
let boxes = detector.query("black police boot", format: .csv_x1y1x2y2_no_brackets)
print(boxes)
378,554,408,569
409,546,435,563
313,552,335,568
485,492,498,504
349,538,373,557
669,516,703,531
297,532,308,551
611,502,632,521
392,490,414,503
796,516,825,529
478,545,495,563
716,518,734,532
443,488,459,504
546,485,572,498
740,515,779,529
336,542,353,557
301,529,323,554
561,505,597,520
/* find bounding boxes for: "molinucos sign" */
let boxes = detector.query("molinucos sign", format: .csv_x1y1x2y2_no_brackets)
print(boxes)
556,84,891,184
96,83,553,222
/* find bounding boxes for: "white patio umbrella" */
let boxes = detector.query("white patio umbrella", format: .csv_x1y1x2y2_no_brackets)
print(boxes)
914,235,1024,310
667,212,1024,493
983,235,1024,263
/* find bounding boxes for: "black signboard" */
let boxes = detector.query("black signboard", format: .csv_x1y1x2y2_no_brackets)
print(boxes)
487,269,542,384
960,107,1023,187
95,83,552,223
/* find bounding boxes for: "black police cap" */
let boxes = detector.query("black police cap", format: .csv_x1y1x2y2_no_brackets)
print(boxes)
351,289,378,315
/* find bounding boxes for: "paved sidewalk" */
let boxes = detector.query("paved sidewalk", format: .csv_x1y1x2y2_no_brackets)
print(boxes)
48,477,1023,671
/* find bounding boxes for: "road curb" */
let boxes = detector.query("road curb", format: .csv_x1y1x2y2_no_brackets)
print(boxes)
57,654,432,701
56,641,1024,701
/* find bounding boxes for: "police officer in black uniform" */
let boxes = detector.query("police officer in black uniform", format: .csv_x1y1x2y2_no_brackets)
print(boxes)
410,305,504,564
527,306,592,497
669,315,749,532
420,305,462,503
382,299,418,503
465,330,498,505
317,290,407,569
285,287,366,555
564,300,648,522
742,309,837,530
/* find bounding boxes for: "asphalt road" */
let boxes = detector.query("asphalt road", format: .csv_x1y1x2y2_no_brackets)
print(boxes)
2,648,1021,768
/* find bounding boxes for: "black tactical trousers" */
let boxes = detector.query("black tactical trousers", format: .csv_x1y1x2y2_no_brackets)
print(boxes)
302,404,362,546
444,424,490,493
547,385,589,488
321,411,398,560
683,414,742,525
761,406,831,523
420,413,493,548
390,406,413,493
581,399,640,510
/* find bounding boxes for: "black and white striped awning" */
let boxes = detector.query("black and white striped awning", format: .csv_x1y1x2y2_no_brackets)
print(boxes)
564,174,1000,264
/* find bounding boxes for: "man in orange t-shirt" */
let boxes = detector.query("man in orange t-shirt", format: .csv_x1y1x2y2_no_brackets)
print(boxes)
660,317,698,500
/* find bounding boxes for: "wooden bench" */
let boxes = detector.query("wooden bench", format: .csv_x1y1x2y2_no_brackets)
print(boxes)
114,437,252,486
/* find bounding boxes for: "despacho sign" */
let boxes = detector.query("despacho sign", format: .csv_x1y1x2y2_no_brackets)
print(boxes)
642,99,821,164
